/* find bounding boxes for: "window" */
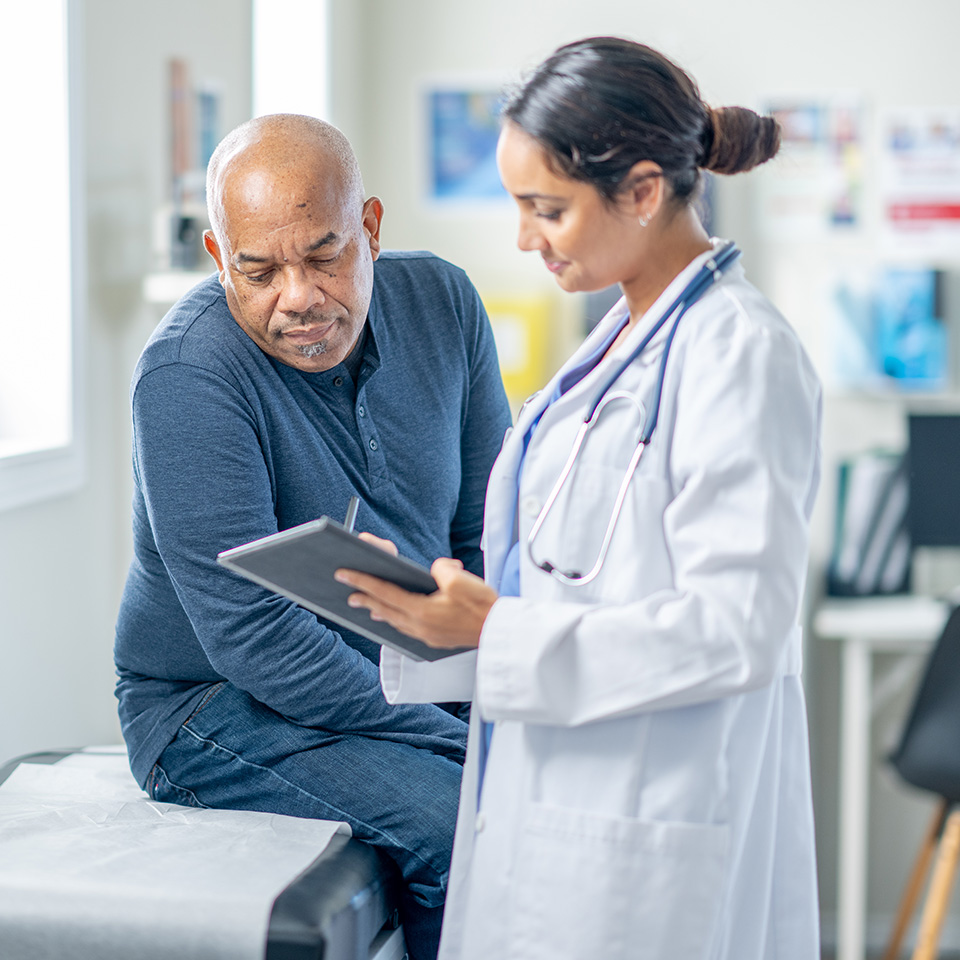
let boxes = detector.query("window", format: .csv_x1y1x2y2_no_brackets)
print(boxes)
252,0,329,119
0,1,84,510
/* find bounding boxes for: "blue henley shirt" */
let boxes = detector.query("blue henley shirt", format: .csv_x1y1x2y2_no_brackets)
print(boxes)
114,251,512,786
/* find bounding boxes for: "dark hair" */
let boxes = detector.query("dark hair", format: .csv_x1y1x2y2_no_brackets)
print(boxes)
501,37,780,204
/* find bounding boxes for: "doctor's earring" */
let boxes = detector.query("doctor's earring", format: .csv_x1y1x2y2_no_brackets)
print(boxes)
638,214,650,227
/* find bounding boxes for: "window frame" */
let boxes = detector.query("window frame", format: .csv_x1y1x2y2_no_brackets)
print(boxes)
0,1,86,512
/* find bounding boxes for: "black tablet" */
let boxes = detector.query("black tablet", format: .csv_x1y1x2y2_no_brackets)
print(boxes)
217,518,469,662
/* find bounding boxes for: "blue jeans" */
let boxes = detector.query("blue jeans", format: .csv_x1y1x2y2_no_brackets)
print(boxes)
148,681,466,960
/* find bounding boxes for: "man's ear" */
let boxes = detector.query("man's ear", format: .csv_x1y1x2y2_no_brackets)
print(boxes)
624,161,665,223
362,197,384,261
203,230,226,281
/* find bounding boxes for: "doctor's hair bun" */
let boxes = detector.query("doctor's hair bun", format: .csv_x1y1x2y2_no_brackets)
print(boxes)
702,107,781,175
502,36,778,206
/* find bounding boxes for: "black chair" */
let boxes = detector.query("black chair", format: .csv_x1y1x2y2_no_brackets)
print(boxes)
883,604,960,960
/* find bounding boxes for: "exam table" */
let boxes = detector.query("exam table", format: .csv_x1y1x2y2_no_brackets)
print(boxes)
0,747,405,960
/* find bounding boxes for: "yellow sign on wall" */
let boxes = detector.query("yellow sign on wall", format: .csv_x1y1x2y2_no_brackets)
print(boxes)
482,295,553,403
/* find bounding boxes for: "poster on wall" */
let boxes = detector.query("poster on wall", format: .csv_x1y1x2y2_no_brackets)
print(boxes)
880,108,960,259
426,87,507,204
829,265,947,392
756,97,864,239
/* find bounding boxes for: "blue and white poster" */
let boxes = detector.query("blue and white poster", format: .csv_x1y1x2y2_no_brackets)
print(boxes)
428,89,505,202
831,267,947,391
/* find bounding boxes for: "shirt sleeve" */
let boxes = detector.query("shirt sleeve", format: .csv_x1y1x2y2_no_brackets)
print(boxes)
448,282,512,577
131,359,466,748
474,297,822,727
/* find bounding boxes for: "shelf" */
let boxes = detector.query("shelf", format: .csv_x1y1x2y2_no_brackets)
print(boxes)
143,271,213,305
825,389,960,406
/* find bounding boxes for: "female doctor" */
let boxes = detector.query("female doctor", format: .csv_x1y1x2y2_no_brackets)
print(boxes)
338,37,822,960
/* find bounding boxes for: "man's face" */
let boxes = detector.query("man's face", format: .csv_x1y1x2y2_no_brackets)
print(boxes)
204,164,383,373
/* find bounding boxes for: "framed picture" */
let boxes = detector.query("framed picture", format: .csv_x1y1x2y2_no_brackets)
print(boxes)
425,84,507,205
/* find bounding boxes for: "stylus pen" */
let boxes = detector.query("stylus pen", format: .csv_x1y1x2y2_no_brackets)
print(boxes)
344,495,361,533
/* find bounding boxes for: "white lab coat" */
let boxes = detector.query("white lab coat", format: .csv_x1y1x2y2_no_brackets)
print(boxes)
381,244,822,960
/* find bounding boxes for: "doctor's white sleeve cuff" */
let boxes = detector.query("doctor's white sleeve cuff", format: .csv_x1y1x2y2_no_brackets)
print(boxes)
379,646,477,704
475,595,564,720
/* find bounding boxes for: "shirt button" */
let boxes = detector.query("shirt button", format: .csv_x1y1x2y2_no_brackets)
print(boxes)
333,376,344,386
475,812,486,833
369,438,379,451
358,405,366,417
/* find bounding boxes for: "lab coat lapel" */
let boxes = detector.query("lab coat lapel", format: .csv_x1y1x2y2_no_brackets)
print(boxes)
483,297,631,587
483,390,552,588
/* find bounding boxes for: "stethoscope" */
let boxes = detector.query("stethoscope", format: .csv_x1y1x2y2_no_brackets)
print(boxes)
526,241,742,586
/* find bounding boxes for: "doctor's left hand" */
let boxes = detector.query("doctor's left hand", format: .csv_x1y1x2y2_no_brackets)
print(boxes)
335,551,498,650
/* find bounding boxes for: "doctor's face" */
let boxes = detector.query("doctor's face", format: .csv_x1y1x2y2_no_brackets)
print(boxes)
497,122,646,294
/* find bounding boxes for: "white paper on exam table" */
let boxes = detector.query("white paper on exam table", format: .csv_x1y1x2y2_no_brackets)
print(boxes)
0,750,350,960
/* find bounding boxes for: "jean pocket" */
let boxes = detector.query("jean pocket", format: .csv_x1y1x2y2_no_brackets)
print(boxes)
507,803,729,960
184,680,228,725
148,761,210,809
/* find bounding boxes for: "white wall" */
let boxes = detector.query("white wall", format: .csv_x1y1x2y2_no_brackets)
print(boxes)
0,1,252,762
2,0,959,951
327,0,960,950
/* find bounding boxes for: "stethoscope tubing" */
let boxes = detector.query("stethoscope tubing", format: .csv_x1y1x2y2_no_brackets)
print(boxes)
584,240,741,426
526,241,742,586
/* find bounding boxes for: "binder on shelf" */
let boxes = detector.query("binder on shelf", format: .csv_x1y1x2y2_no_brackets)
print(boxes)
827,450,911,597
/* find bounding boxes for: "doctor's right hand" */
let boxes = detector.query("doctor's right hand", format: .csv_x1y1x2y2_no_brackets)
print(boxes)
335,555,498,651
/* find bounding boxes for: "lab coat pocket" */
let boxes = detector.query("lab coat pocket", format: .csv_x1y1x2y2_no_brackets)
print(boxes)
507,803,728,960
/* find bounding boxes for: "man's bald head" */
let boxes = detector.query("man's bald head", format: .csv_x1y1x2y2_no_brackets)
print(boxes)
205,114,364,249
201,114,383,374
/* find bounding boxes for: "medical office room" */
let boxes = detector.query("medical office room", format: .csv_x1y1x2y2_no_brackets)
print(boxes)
2,0,960,958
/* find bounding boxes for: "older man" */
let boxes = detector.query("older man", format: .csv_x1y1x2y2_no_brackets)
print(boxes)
114,115,511,960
